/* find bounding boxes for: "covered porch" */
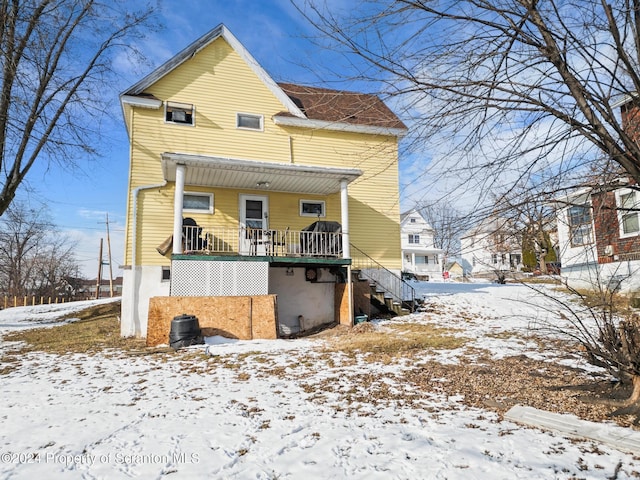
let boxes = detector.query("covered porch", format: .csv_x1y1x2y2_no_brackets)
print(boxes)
162,152,362,260
147,152,365,339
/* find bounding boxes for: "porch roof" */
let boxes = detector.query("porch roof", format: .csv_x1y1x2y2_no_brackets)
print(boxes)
161,152,363,195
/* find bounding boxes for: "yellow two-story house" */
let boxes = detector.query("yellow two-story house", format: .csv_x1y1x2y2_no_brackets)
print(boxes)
119,24,409,341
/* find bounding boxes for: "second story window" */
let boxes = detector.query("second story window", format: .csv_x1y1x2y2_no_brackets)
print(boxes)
617,189,640,237
166,101,194,125
568,204,592,246
237,113,263,131
408,234,420,244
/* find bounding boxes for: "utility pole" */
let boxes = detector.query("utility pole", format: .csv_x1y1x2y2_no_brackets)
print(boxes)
105,213,114,297
96,238,103,300
98,214,115,298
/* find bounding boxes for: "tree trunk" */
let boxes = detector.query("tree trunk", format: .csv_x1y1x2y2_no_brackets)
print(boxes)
627,374,640,405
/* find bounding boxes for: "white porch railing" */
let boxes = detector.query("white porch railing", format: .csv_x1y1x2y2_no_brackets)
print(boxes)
182,226,343,258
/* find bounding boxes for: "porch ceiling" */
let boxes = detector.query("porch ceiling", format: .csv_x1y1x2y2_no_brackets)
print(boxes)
161,152,363,195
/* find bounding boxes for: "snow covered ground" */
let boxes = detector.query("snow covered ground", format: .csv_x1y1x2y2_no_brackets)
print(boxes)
1,282,639,479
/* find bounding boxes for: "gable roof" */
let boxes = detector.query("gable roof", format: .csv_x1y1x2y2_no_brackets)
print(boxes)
400,208,423,222
120,24,407,137
121,24,305,119
460,216,512,239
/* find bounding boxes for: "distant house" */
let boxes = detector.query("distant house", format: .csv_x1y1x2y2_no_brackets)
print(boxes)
400,209,443,280
460,217,522,276
119,24,411,341
443,261,464,279
86,277,123,298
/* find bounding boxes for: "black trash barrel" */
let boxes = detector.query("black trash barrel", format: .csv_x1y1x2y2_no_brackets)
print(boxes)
169,314,204,350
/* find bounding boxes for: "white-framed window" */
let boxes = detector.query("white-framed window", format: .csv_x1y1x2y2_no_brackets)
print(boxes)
183,192,213,214
299,200,325,217
616,189,640,237
408,234,420,244
165,101,194,125
161,266,171,282
567,204,593,246
410,218,416,223
237,113,263,131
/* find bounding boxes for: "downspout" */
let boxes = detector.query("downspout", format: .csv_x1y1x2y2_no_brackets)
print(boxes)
289,136,294,163
132,181,167,269
131,180,167,335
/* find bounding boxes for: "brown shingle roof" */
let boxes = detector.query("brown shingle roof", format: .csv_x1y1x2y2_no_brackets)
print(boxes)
277,83,406,130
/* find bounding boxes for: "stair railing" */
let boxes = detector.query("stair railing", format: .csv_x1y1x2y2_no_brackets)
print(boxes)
350,243,416,312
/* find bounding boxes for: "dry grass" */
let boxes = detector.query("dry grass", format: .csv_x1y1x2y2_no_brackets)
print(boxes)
324,321,468,358
1,302,145,356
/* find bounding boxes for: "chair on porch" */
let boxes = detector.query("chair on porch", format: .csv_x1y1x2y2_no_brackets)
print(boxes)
247,227,263,256
267,227,288,256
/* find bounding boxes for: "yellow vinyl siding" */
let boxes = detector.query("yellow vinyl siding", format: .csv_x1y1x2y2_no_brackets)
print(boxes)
124,36,402,270
136,38,292,161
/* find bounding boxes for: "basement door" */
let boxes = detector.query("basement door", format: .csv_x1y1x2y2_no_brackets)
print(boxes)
239,194,269,255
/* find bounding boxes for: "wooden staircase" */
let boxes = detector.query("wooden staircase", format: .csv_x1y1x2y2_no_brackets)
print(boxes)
366,275,411,315
350,244,417,316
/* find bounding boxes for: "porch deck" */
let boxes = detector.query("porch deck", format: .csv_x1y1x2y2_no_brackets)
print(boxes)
179,225,345,260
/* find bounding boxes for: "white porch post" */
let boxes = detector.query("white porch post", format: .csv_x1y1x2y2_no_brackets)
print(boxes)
340,178,350,259
340,178,353,326
173,164,186,254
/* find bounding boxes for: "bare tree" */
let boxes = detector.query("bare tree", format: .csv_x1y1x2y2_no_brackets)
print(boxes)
298,0,640,405
0,201,79,298
493,188,559,273
417,201,466,262
0,0,157,216
528,280,640,415
297,0,640,203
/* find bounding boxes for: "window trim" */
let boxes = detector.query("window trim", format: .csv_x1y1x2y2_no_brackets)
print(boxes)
236,112,264,131
567,204,593,246
165,101,195,126
299,199,326,217
616,188,640,238
183,191,213,214
408,234,420,244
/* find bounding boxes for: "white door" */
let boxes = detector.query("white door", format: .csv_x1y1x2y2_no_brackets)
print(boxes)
240,194,269,255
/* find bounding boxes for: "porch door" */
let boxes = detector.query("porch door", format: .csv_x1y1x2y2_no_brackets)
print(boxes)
239,194,269,255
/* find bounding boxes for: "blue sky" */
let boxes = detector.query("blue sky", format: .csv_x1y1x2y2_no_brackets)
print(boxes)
17,0,417,279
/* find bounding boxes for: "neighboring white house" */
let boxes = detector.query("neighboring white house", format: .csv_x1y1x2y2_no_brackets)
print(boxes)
400,209,444,280
460,217,522,276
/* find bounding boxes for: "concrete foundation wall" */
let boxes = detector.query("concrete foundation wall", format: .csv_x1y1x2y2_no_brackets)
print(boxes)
268,267,335,334
121,266,171,337
563,260,640,294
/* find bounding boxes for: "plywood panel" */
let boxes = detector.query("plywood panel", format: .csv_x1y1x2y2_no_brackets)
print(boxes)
147,294,277,347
